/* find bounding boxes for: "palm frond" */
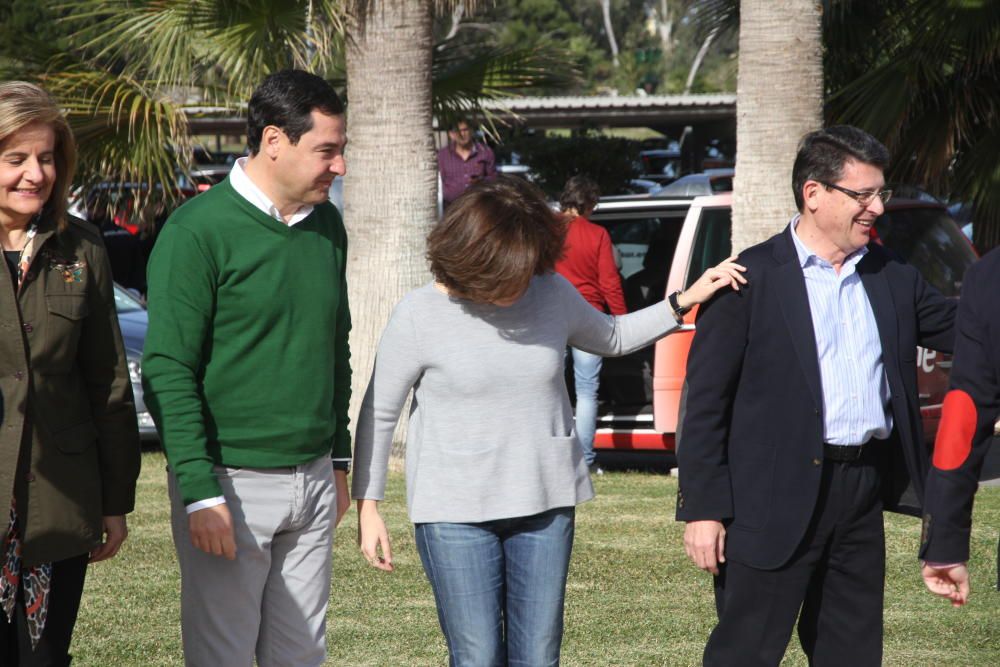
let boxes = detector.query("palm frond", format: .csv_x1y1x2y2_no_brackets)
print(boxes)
689,0,738,40
433,42,578,136
40,58,191,208
826,0,1000,248
57,0,343,97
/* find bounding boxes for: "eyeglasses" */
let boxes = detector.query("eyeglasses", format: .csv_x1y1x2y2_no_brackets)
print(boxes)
818,181,892,206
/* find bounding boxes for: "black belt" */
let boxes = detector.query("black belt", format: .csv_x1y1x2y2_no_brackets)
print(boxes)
823,444,864,462
823,437,887,462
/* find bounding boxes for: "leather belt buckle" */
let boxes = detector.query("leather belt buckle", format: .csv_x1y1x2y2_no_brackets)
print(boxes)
823,443,864,462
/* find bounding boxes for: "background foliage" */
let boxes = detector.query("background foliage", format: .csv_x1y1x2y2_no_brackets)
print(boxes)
497,132,642,198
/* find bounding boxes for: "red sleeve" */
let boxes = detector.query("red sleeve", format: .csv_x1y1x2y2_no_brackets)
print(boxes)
596,228,626,315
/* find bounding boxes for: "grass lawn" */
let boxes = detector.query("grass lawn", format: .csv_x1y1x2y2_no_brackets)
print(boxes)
72,451,999,666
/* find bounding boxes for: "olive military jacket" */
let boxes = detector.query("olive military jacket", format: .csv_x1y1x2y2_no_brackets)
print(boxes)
0,215,140,566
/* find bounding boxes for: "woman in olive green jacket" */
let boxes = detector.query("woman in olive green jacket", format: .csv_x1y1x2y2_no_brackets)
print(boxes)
0,81,140,665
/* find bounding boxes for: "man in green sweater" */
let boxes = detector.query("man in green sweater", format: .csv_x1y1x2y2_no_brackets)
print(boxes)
142,69,351,667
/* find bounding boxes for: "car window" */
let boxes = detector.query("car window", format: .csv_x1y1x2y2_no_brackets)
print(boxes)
641,154,680,180
685,207,733,288
710,177,733,193
114,284,145,313
596,215,684,281
874,208,975,297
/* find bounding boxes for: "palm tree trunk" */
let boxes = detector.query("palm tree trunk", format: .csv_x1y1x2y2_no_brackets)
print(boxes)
345,0,437,458
731,0,823,252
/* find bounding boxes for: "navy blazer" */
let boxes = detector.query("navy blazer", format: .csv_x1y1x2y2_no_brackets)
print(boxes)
677,225,956,570
920,248,1000,563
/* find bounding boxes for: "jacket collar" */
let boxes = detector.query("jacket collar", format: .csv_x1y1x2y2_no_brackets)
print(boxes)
772,223,823,412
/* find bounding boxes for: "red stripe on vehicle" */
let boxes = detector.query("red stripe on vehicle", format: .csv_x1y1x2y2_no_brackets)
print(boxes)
594,432,675,451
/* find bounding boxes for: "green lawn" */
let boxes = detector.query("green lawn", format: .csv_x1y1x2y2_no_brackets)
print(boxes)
72,451,999,666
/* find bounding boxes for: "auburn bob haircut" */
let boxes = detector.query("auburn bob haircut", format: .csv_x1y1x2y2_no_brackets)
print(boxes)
427,176,566,304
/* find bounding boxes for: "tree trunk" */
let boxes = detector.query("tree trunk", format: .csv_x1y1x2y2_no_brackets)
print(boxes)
657,0,673,55
345,0,437,460
600,0,620,68
731,0,823,252
684,27,718,95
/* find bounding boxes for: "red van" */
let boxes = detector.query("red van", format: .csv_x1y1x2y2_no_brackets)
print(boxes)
587,192,976,459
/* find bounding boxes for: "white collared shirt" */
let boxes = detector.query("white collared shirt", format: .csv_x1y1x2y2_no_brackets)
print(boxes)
790,215,893,446
229,156,314,226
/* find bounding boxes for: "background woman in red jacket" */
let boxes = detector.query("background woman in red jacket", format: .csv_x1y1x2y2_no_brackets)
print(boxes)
555,176,627,473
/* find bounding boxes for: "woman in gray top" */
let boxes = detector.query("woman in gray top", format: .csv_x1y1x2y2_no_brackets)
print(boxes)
352,176,744,666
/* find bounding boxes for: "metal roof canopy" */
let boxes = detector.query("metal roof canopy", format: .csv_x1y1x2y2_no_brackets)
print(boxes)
482,94,735,131
185,94,736,135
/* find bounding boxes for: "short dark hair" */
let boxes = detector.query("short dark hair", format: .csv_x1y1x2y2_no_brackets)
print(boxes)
246,69,344,155
448,116,471,132
791,125,890,211
559,175,601,213
427,176,565,304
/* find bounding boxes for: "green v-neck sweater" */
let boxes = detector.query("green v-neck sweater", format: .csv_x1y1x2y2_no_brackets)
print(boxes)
142,178,352,505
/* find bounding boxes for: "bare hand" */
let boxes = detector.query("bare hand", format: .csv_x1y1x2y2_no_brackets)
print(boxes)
922,563,969,607
684,520,726,575
357,499,394,572
189,504,237,560
678,256,747,309
90,515,128,563
334,469,350,527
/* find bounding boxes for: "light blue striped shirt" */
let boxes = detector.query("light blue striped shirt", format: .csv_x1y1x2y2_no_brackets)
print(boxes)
790,217,892,446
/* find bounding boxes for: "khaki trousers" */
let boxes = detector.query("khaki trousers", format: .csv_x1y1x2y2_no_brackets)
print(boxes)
168,455,336,667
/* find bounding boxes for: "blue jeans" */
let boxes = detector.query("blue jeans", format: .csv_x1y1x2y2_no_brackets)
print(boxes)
415,507,576,667
571,347,602,466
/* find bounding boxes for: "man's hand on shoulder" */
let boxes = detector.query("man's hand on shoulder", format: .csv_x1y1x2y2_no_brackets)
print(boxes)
922,562,969,607
189,504,237,560
684,520,726,575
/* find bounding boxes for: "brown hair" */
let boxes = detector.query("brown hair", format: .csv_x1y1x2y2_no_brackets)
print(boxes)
0,81,77,231
428,176,565,303
559,174,601,214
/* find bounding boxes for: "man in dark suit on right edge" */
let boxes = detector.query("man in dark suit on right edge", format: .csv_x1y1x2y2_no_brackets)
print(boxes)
676,125,956,666
919,248,1000,606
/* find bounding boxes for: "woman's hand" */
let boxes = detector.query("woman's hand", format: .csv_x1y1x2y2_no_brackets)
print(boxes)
677,256,747,309
90,515,128,563
357,499,394,572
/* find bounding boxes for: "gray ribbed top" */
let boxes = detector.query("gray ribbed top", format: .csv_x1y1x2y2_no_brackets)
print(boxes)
351,273,678,523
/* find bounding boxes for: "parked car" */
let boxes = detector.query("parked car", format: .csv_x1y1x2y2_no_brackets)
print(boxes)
636,148,682,185
113,284,157,442
179,164,232,192
70,182,197,235
653,168,733,197
587,190,977,459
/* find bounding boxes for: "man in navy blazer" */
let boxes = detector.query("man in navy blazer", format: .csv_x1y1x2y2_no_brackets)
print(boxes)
677,126,956,666
920,248,1000,605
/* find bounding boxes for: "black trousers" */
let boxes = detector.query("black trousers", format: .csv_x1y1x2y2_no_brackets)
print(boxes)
0,553,89,667
705,445,887,667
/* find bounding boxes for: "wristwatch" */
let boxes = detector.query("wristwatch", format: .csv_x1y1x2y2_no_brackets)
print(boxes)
668,290,691,318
